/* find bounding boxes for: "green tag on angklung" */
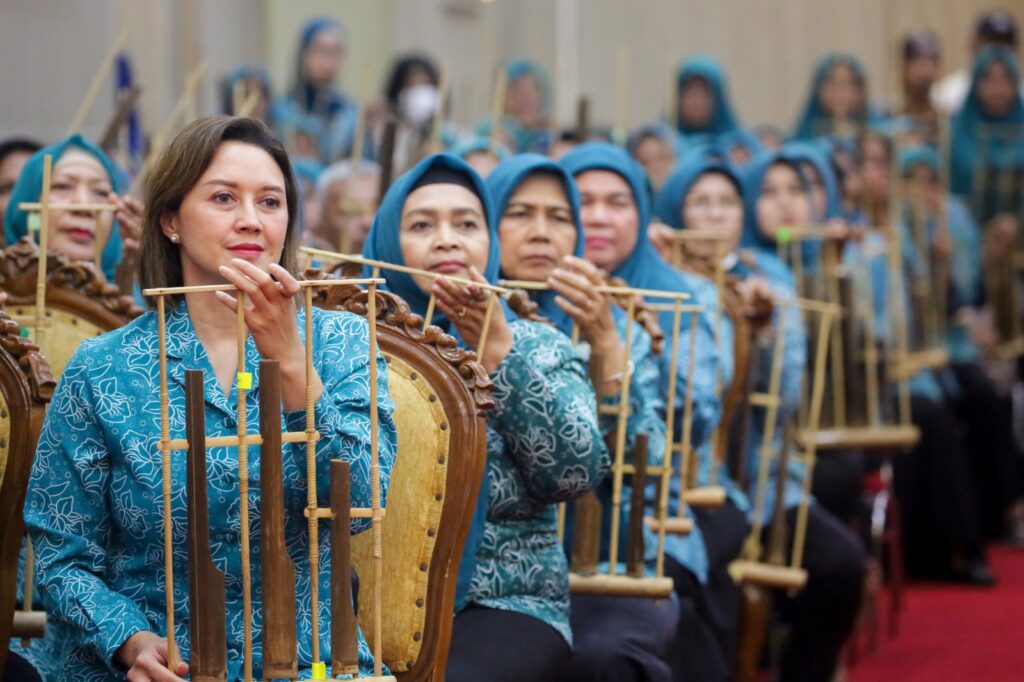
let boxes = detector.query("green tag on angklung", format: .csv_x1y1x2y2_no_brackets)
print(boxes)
19,327,30,338
776,226,792,245
27,212,40,236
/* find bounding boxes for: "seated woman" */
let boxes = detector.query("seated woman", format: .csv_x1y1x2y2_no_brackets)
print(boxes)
739,150,867,680
361,153,609,682
488,153,679,682
22,116,397,680
791,53,883,142
561,142,741,682
3,134,141,286
674,56,742,149
474,59,553,154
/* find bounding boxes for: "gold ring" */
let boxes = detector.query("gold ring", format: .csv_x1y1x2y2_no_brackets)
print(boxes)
457,306,467,318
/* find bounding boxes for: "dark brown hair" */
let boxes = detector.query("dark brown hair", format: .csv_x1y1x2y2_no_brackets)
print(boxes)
138,116,299,307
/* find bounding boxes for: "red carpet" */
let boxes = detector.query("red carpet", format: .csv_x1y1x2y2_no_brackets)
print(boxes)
849,546,1024,681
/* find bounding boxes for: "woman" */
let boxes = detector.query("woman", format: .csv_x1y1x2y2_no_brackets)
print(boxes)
949,45,1024,225
562,142,738,682
628,124,678,191
362,153,609,682
674,56,741,148
740,151,866,681
23,116,397,680
221,64,274,123
792,53,882,141
4,134,141,284
273,17,359,163
449,136,509,179
488,153,679,682
475,59,553,154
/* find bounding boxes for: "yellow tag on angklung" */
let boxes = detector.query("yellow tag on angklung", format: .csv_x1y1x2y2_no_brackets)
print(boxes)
27,213,40,236
776,226,792,245
237,371,252,390
311,661,327,679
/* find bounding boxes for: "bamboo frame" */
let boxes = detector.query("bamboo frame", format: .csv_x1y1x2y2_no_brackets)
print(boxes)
489,67,509,147
144,277,394,681
431,64,448,154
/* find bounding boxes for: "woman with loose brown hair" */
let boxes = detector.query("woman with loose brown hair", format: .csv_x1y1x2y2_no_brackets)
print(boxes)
23,115,397,680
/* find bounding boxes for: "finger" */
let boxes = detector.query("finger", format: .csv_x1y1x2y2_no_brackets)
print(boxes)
548,276,594,313
435,276,474,306
139,657,187,682
553,295,588,323
231,258,283,302
214,290,239,313
218,265,271,308
550,266,595,293
268,262,301,297
125,668,149,682
562,255,603,283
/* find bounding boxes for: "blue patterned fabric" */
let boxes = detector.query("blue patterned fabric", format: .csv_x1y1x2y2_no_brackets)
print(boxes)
3,134,125,281
364,152,609,644
22,304,396,680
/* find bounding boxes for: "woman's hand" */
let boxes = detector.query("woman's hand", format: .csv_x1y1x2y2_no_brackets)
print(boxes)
108,193,144,257
432,267,513,374
647,221,677,262
983,214,1018,265
215,259,324,410
932,227,954,263
115,631,188,682
737,276,775,331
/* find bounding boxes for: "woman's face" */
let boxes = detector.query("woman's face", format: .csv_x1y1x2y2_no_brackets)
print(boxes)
819,62,864,119
464,151,499,179
633,136,675,190
161,142,289,287
756,162,809,239
506,73,544,126
48,149,114,263
678,77,714,128
498,173,576,281
860,135,890,202
398,183,489,295
303,28,343,88
977,59,1017,117
801,162,828,222
904,162,939,208
575,169,639,272
683,172,743,254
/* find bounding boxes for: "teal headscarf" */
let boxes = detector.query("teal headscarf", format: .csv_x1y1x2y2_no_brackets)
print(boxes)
740,150,810,253
714,128,764,167
486,153,584,336
674,56,740,140
791,53,882,141
449,136,510,163
3,134,124,281
949,45,1024,212
654,156,743,230
475,60,553,154
362,154,507,610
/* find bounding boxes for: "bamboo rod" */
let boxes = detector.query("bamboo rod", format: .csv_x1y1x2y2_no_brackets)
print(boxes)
823,242,846,427
708,241,727,484
670,229,734,242
304,285,321,666
679,316,699,498
422,294,437,331
66,26,132,135
142,277,384,297
33,156,52,350
18,202,114,212
489,67,508,147
350,103,366,165
656,298,683,573
861,265,881,426
607,296,636,575
368,281,385,679
303,247,509,293
476,292,498,359
157,295,180,669
499,278,692,301
431,64,448,154
235,293,253,682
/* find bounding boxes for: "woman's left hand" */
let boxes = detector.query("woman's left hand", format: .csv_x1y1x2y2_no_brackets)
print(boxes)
108,193,144,256
548,256,622,357
215,259,322,410
432,267,513,374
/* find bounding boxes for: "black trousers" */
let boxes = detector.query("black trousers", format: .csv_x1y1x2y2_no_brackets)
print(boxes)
811,449,866,525
891,394,985,575
773,505,866,682
565,593,678,682
949,362,1022,536
446,606,570,682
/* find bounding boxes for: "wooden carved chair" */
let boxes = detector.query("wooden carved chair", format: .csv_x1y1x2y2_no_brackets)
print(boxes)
311,275,492,681
0,237,143,378
0,312,56,674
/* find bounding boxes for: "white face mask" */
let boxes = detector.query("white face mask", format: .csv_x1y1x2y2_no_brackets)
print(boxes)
400,84,439,126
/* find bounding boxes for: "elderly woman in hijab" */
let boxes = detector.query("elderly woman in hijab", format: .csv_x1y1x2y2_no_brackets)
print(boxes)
362,153,609,682
791,53,884,142
475,59,554,154
272,17,359,162
3,134,138,285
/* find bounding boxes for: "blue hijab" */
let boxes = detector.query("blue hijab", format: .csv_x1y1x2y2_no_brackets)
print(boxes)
450,136,511,164
714,128,764,167
654,156,743,230
363,154,505,609
740,150,810,253
791,53,882,141
949,45,1024,202
475,60,553,154
486,153,584,336
290,18,347,117
675,56,741,139
560,142,709,334
3,135,124,281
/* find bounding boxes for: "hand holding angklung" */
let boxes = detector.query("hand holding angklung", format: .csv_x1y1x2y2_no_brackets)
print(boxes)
109,192,144,255
214,259,322,410
548,256,622,358
116,631,189,682
432,267,512,373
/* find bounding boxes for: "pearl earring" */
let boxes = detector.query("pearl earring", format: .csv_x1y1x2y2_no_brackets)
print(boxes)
169,234,180,243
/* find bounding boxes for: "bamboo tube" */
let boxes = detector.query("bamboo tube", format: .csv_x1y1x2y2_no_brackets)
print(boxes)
861,264,881,426
499,278,691,301
626,434,650,578
489,67,508,147
431,64,448,154
142,277,384,297
66,26,132,135
33,156,52,349
367,281,385,679
350,105,366,165
235,294,253,682
18,202,114,212
422,294,437,331
606,297,636,575
303,285,321,666
156,295,180,669
707,240,727,483
823,242,846,427
330,460,359,677
572,353,607,575
475,293,498,359
679,318,699,497
655,298,682,570
305,248,509,294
